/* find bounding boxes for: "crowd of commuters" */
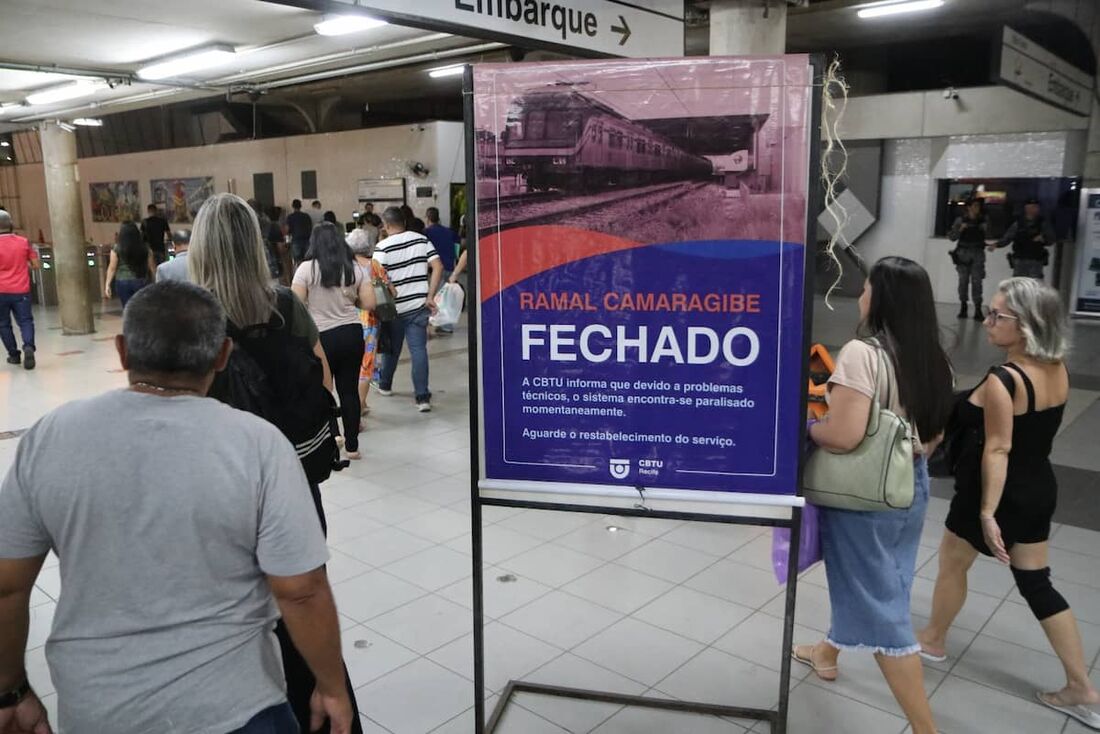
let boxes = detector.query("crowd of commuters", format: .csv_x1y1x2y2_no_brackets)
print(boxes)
0,191,1094,732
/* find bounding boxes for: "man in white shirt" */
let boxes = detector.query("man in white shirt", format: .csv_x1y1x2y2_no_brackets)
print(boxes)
154,229,191,282
372,206,442,412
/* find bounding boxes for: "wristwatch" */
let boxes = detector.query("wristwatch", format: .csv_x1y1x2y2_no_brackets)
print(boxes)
0,679,31,708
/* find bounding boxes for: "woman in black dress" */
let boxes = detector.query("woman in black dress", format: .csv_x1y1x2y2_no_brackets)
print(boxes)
917,278,1100,729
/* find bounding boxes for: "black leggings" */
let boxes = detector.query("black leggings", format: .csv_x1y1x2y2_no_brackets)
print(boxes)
320,324,364,453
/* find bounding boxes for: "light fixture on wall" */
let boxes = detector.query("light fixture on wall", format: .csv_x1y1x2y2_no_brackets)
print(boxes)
427,64,465,79
856,0,945,19
72,118,104,127
137,44,237,81
25,80,104,106
314,14,388,36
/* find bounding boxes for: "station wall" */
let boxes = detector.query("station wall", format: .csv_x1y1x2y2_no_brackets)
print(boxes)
13,121,466,244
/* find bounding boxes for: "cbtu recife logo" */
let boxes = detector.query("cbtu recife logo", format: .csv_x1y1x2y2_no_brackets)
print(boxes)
609,459,631,479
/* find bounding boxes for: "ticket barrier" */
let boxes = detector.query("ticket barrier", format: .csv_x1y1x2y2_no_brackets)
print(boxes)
87,245,108,298
31,246,58,306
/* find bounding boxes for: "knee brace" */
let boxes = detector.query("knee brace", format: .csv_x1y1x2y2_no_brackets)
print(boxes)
1011,567,1069,621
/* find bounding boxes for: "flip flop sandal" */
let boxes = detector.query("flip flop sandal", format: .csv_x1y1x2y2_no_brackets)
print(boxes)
918,648,947,663
791,645,838,682
1036,691,1100,730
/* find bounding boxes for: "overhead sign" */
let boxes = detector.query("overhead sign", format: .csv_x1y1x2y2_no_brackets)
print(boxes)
327,0,684,57
1072,191,1100,317
995,26,1093,116
471,56,815,503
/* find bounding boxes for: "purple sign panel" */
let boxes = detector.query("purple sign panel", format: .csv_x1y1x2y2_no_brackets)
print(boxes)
473,57,814,496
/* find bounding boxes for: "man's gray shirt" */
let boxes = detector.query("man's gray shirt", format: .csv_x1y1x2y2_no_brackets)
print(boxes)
155,251,190,282
0,389,330,733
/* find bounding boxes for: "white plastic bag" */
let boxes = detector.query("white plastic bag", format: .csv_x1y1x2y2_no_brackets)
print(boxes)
430,283,464,328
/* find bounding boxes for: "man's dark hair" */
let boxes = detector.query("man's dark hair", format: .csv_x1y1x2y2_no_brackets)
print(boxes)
292,199,302,210
311,200,322,208
123,281,226,377
147,204,158,214
382,206,406,229
426,207,440,223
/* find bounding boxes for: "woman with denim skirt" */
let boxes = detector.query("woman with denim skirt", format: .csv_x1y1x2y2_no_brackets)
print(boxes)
792,257,954,734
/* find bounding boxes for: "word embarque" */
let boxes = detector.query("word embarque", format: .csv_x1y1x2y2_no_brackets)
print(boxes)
518,291,762,313
521,324,761,366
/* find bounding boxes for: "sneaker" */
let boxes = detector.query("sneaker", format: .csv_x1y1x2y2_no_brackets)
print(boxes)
23,347,35,370
5,352,19,366
956,304,968,318
417,402,432,413
376,387,393,397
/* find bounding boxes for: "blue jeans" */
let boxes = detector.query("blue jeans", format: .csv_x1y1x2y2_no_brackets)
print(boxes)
115,278,149,309
228,703,299,734
378,307,431,402
0,292,34,356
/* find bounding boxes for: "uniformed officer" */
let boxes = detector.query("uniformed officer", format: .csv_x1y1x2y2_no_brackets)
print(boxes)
992,197,1057,279
947,197,991,320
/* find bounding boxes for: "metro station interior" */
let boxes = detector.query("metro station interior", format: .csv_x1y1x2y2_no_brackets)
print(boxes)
1,1,1099,733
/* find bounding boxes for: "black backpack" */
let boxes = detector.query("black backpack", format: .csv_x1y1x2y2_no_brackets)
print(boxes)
209,288,344,484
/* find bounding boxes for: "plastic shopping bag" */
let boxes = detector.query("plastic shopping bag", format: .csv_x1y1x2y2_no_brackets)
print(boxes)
430,283,464,328
771,503,822,585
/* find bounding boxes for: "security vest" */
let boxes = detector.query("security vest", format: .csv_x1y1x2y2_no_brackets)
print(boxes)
1012,216,1048,261
957,215,986,248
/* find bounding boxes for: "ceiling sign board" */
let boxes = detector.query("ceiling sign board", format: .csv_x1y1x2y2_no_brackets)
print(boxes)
327,0,685,57
994,26,1092,117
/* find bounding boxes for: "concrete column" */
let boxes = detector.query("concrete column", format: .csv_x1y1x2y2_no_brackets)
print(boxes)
40,121,94,335
709,0,787,56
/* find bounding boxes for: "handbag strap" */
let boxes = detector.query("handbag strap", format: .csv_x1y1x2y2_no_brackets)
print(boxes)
862,337,898,438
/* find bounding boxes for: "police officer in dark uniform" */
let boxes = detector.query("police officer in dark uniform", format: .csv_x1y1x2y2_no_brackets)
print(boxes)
947,197,991,320
992,197,1057,279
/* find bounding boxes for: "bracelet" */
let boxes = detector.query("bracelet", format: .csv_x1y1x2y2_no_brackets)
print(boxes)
0,678,30,709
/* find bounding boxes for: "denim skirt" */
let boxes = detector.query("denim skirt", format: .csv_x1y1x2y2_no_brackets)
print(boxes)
820,456,929,656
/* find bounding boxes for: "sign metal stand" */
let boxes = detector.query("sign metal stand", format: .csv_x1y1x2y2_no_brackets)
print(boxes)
464,57,824,734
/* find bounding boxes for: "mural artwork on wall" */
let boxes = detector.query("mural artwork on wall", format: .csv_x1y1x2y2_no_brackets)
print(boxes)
150,177,216,223
89,181,141,223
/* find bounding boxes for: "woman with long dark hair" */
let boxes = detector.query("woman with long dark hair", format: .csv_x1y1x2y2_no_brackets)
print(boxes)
793,257,953,734
104,222,156,308
293,222,375,459
918,278,1099,728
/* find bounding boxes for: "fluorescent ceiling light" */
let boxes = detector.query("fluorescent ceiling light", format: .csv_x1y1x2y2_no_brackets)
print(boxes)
857,0,944,18
428,64,465,78
0,141,10,147
73,117,103,127
137,45,236,81
314,14,388,36
25,80,102,106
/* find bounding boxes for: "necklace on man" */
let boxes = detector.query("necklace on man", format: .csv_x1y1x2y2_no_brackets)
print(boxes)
130,382,202,396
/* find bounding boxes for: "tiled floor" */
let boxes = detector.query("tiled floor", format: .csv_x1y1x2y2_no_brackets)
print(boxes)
5,299,1100,733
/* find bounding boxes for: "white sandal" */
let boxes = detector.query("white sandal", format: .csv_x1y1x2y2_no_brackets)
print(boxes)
1036,691,1100,730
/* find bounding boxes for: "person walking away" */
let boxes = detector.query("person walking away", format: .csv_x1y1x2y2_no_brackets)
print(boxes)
948,197,991,320
401,204,425,234
350,235,393,418
992,197,1057,279
155,229,192,282
293,222,375,461
104,222,156,308
792,257,954,734
918,278,1100,729
423,207,459,335
373,206,442,412
310,200,325,227
0,281,353,734
249,199,284,283
140,204,171,264
287,199,313,267
346,211,380,254
189,193,364,733
0,210,39,370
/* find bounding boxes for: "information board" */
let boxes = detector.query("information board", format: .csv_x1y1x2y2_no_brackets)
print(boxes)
1073,190,1100,316
472,57,815,504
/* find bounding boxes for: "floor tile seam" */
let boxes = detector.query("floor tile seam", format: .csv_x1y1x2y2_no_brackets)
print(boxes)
936,666,1074,730
359,712,397,734
330,536,432,566
492,606,622,658
349,654,426,695
939,593,1014,678
1047,538,1100,560
796,668,921,725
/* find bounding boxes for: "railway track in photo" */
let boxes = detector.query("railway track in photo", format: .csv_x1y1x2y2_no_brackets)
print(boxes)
482,180,708,233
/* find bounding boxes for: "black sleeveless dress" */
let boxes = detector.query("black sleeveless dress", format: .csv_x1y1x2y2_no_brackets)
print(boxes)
945,363,1065,556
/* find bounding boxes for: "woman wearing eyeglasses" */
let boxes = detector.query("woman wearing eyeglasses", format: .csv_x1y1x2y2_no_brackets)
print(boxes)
917,278,1100,729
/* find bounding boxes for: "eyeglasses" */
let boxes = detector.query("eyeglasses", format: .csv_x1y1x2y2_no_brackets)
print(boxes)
985,308,1020,323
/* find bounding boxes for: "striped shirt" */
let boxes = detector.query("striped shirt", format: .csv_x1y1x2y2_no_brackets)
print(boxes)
373,231,439,314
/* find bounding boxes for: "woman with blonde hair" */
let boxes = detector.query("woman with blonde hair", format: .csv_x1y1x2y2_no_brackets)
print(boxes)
918,278,1099,729
188,193,364,734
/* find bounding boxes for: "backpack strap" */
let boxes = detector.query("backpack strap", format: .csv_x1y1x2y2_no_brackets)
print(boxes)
1001,362,1036,413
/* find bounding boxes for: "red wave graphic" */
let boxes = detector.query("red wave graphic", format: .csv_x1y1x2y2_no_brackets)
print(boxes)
479,226,644,302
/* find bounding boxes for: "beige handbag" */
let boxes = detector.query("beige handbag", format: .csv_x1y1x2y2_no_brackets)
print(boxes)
803,340,915,511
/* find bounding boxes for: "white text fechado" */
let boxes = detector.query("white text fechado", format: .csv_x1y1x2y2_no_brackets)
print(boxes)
520,324,760,366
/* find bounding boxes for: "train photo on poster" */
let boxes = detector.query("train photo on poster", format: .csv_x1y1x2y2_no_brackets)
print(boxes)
500,91,714,191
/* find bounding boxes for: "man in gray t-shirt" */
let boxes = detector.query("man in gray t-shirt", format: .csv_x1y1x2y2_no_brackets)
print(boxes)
0,281,353,734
